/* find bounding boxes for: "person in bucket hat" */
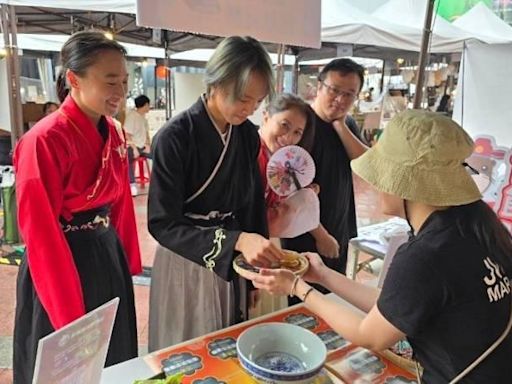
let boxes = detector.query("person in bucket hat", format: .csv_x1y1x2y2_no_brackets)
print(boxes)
238,110,512,383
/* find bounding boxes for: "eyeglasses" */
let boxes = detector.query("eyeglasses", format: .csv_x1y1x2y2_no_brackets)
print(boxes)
320,81,357,101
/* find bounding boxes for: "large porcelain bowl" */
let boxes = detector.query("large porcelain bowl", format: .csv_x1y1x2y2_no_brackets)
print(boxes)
236,322,327,383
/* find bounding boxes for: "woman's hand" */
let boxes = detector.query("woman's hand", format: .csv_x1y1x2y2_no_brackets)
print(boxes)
235,232,283,267
237,267,296,296
306,183,320,195
302,252,328,285
267,202,296,237
312,227,340,258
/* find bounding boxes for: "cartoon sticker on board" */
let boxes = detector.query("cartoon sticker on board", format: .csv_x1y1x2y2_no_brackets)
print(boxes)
466,136,508,203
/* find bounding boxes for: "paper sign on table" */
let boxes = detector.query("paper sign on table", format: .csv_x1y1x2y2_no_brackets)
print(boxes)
32,298,119,384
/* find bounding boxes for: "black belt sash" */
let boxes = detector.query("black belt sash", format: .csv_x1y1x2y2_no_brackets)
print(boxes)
60,205,111,238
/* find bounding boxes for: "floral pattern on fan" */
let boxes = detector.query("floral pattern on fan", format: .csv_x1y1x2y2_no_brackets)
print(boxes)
266,145,315,197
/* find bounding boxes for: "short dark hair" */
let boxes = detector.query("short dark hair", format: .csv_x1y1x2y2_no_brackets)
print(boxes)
205,36,275,102
318,58,365,92
266,93,315,152
134,95,150,109
56,31,127,102
42,101,59,115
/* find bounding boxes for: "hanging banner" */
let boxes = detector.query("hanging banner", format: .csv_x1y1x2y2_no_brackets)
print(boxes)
495,149,512,234
136,0,321,48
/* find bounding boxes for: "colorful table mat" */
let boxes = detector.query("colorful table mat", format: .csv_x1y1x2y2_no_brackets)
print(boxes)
144,304,415,383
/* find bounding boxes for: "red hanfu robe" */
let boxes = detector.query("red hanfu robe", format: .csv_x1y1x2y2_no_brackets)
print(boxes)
14,96,141,329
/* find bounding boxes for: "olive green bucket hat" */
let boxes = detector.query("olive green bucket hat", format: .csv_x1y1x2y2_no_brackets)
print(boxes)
351,110,481,206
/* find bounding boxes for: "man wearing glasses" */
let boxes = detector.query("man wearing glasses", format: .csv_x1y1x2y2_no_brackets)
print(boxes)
283,58,368,304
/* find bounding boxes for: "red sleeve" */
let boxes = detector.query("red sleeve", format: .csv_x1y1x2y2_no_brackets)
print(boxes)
110,158,142,276
257,142,269,197
14,134,85,329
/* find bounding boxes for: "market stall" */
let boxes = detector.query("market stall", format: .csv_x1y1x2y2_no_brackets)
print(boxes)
101,295,417,384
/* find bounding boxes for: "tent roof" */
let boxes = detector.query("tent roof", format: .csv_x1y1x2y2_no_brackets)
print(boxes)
371,0,500,51
3,0,501,59
0,33,165,58
0,1,227,50
0,0,135,13
453,2,512,43
321,0,423,51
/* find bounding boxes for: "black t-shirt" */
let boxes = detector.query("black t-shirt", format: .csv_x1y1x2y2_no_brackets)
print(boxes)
345,114,363,141
282,111,358,272
378,208,512,383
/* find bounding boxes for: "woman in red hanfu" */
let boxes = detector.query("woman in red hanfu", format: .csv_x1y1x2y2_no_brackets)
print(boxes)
13,31,141,384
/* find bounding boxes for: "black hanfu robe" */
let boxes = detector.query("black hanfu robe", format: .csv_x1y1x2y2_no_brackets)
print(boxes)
147,96,267,350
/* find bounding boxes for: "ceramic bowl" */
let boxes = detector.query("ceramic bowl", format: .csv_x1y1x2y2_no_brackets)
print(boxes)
236,322,326,383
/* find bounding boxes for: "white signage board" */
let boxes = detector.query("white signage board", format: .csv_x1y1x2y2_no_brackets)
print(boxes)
33,298,119,384
453,41,512,148
136,0,321,48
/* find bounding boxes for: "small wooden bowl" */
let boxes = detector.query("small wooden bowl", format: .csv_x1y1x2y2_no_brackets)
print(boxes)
233,250,309,277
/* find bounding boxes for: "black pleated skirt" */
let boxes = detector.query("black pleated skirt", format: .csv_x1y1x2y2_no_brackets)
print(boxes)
13,206,138,384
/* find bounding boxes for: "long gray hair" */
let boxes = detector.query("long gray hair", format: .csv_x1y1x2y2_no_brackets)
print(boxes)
205,36,275,102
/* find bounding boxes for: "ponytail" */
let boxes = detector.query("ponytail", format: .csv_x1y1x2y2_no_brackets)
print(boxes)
56,70,68,103
455,200,512,276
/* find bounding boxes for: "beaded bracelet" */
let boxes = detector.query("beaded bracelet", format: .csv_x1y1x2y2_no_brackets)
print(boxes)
289,276,300,297
301,287,314,302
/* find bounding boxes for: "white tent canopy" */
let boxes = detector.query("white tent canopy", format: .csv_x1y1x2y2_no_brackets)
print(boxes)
453,2,512,43
0,33,165,58
2,0,504,55
371,0,499,52
0,0,135,13
0,34,299,65
321,0,424,51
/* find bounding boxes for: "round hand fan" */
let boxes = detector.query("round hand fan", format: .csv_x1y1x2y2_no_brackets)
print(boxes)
266,145,315,197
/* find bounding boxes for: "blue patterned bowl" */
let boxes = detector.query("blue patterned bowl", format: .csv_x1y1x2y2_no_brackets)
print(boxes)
236,323,326,383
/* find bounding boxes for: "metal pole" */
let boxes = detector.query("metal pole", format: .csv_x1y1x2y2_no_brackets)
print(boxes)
153,63,157,108
1,5,23,146
276,44,285,94
164,31,172,120
8,6,23,140
413,0,435,109
379,59,386,95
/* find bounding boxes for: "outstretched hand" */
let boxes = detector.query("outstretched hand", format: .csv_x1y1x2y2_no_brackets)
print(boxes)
236,267,296,296
302,252,328,285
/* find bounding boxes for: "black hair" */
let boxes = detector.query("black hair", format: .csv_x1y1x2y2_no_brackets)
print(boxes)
454,200,512,276
42,101,59,115
318,58,365,92
134,95,150,109
266,93,315,153
56,31,127,102
436,94,451,113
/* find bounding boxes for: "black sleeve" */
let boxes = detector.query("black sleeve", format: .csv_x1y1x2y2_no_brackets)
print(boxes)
147,120,241,281
235,131,268,237
377,242,445,336
234,127,268,293
345,115,363,141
